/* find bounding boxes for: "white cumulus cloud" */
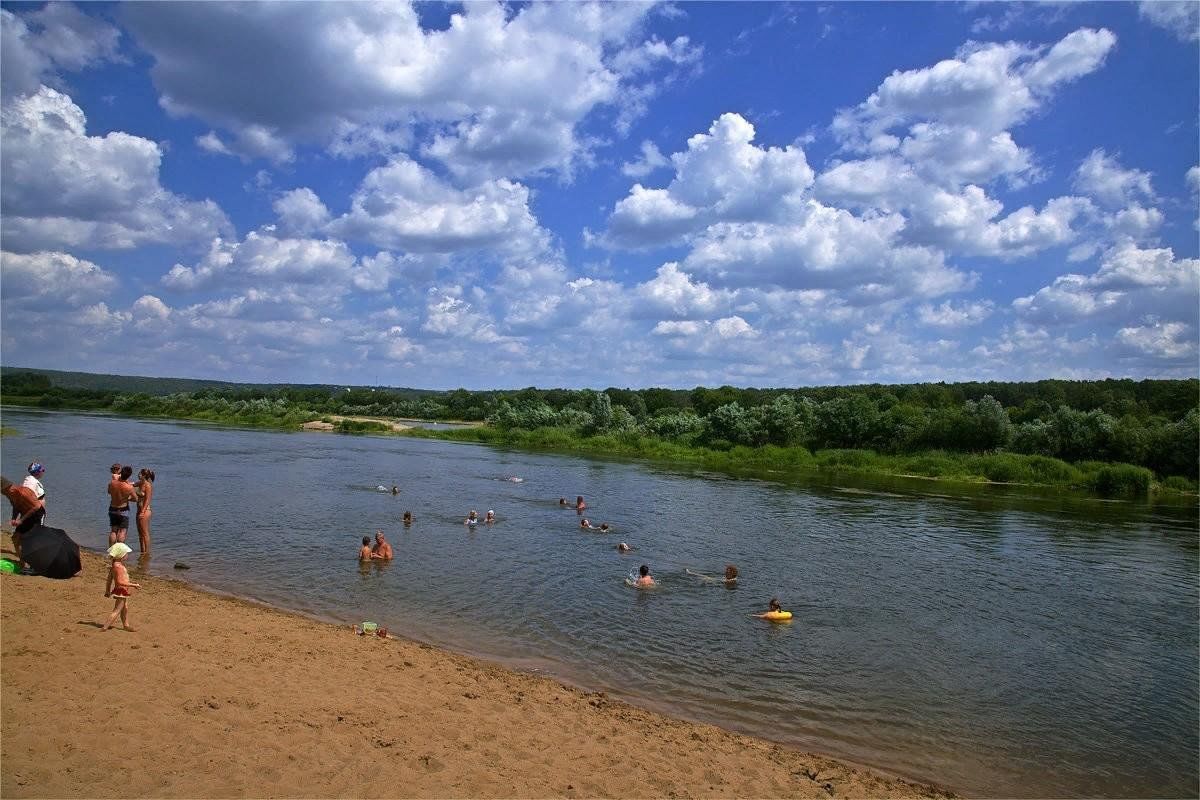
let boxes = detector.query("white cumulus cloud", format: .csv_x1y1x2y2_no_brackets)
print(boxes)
604,112,814,248
330,156,547,256
0,86,230,252
122,1,694,178
1,250,118,309
1073,149,1156,208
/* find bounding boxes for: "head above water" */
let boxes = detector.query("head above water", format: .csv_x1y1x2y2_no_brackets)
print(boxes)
375,530,385,542
639,564,649,577
28,462,44,476
120,465,133,481
725,565,738,581
110,463,122,476
362,536,371,546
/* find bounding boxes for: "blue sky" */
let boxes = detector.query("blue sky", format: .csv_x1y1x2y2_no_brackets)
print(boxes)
1,1,1197,390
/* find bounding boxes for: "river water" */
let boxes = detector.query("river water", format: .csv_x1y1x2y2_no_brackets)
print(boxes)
3,408,1196,798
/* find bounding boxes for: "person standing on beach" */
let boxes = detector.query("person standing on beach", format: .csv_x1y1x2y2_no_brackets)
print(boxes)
135,468,155,553
107,466,138,546
103,542,140,632
2,475,45,565
10,462,45,528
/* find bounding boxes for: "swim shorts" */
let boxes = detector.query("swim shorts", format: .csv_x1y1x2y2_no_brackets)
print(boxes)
14,508,44,534
111,586,131,598
108,507,129,529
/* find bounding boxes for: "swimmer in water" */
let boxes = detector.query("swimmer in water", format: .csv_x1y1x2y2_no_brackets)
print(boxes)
752,597,784,618
635,564,655,587
358,536,372,561
558,497,569,506
580,518,593,529
391,485,399,495
485,509,496,524
724,564,738,585
371,530,393,560
616,542,633,553
403,511,413,526
465,510,479,526
575,495,586,510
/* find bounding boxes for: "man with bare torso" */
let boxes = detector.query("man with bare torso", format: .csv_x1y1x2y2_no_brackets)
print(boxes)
371,530,393,560
3,475,45,566
107,465,138,546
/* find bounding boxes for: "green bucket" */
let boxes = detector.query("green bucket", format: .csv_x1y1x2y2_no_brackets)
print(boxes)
0,559,19,574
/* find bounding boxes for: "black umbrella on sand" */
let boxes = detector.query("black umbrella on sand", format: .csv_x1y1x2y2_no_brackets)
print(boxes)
19,524,81,579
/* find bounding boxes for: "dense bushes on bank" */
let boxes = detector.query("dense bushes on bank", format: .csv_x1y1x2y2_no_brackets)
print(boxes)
2,371,1195,494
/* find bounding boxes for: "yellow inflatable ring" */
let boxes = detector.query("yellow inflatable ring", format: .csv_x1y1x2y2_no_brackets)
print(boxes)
763,610,792,621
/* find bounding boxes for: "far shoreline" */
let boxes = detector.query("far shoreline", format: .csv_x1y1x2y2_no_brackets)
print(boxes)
3,403,1193,504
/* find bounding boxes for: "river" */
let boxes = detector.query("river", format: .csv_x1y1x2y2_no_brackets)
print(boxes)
2,408,1196,797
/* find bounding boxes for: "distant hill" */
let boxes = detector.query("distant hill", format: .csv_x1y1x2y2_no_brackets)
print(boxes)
0,366,438,398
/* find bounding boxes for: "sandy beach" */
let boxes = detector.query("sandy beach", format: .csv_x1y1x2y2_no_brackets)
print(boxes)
2,545,955,799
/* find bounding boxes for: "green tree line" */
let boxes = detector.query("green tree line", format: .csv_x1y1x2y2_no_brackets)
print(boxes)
2,371,1196,492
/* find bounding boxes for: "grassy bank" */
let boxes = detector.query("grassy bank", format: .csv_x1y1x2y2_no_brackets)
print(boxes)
403,424,1189,498
4,399,1193,499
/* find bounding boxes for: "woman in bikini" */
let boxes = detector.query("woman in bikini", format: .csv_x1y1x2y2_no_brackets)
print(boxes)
135,468,155,553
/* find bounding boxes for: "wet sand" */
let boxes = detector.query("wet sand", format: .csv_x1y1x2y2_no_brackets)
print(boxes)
1,545,955,799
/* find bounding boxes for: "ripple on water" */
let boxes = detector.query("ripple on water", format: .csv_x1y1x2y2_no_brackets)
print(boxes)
3,408,1197,799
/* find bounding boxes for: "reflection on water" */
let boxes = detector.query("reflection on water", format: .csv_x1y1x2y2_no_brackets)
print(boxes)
2,408,1196,798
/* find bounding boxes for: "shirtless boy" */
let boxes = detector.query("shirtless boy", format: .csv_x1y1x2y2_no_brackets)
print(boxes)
107,466,138,546
371,530,393,560
359,536,373,561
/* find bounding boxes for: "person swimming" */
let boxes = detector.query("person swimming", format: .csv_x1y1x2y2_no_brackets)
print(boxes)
403,511,413,526
635,564,655,587
752,597,786,618
686,565,739,585
485,509,496,524
616,542,633,553
465,510,479,526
